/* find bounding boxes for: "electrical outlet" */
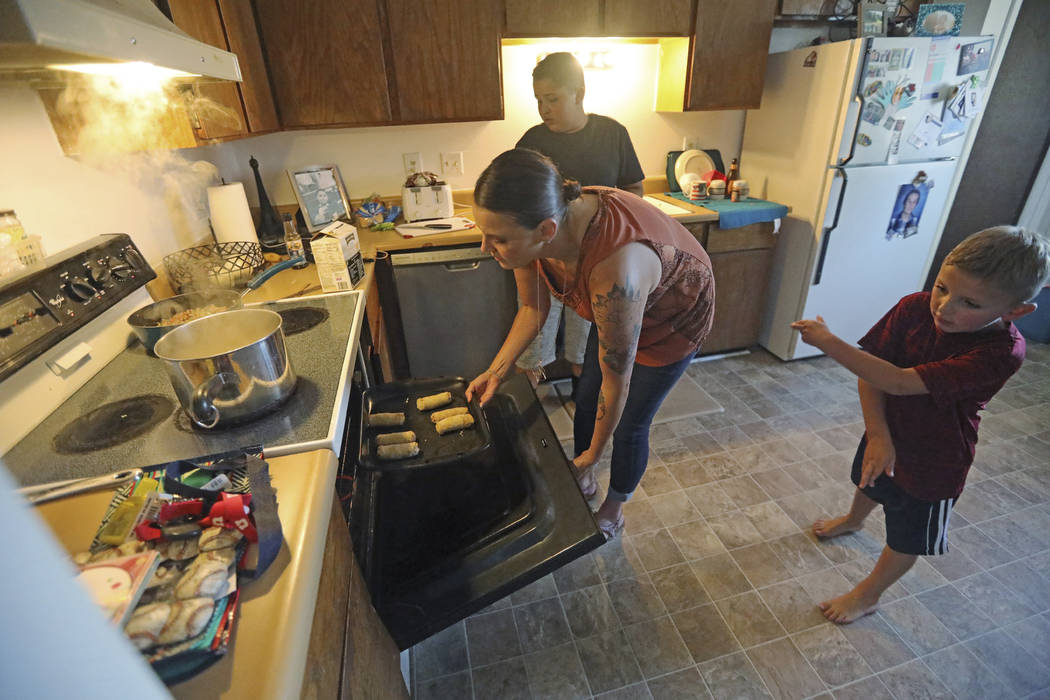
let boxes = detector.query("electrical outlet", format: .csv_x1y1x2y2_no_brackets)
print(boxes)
441,151,464,176
403,152,422,176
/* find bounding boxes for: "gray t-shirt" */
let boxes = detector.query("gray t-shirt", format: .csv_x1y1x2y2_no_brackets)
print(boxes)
516,114,643,188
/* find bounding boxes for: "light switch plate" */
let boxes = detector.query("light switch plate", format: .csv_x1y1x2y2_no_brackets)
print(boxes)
441,152,464,176
403,152,422,176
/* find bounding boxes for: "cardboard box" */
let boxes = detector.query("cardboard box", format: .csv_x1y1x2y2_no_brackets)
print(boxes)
311,221,364,292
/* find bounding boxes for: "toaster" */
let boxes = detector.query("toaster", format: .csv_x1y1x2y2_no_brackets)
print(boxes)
401,184,454,222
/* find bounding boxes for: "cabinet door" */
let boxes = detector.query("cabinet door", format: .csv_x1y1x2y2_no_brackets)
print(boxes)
254,0,392,127
604,0,694,36
687,0,776,110
704,247,775,353
386,0,503,122
167,0,248,139
217,0,279,133
505,0,601,36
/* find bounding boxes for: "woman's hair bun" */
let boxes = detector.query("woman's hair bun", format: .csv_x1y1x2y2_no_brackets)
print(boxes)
562,179,582,203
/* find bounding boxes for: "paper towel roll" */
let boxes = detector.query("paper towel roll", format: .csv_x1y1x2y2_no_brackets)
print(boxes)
207,183,259,245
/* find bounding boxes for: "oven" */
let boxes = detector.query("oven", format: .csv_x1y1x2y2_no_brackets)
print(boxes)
2,234,603,655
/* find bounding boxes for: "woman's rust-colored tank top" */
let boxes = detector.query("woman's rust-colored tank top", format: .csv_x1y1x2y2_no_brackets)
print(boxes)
537,187,715,366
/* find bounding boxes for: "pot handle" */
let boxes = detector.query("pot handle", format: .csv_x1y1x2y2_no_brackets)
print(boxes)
244,256,306,292
190,372,240,428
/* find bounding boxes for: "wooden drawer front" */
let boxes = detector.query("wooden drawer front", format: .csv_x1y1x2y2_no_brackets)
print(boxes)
704,248,774,354
705,222,777,253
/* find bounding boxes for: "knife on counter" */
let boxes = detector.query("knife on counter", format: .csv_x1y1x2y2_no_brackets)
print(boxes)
400,223,454,229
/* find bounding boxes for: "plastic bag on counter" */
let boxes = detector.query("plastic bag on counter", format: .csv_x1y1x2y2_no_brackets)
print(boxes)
75,446,282,685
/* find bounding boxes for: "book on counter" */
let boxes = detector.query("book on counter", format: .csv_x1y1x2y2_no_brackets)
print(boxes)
76,550,160,628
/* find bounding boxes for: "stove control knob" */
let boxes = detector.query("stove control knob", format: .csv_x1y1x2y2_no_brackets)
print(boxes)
111,264,134,281
123,247,147,272
88,262,112,287
65,276,97,302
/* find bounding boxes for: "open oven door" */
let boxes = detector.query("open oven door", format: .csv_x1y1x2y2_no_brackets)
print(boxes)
348,373,604,650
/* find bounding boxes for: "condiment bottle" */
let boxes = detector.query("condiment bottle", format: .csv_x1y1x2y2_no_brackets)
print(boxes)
724,158,739,200
283,214,308,269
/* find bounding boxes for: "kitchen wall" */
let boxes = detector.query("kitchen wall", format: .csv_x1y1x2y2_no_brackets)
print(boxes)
196,43,747,213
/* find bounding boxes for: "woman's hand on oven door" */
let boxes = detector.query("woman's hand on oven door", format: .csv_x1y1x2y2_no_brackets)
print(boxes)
466,367,503,407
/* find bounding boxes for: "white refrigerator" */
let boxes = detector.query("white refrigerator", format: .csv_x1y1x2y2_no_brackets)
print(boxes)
742,36,995,360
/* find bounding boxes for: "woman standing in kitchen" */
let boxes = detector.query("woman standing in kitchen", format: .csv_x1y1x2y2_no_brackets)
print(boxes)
467,149,714,538
514,52,645,394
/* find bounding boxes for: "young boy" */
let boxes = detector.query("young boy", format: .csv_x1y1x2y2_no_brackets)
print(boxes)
791,225,1050,624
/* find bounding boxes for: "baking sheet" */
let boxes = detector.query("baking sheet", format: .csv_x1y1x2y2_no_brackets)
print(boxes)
358,377,491,471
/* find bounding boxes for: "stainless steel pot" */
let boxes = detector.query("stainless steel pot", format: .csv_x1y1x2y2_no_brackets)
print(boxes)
153,308,296,429
127,256,304,354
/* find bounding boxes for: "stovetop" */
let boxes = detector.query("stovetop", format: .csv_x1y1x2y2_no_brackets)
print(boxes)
3,291,363,487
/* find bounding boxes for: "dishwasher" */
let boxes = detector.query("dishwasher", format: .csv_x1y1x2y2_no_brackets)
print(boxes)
389,246,517,378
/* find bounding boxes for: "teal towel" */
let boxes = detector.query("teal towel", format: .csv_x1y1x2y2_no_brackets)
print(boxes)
666,192,788,230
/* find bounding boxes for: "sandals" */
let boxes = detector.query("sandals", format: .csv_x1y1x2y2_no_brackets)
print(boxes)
596,512,625,541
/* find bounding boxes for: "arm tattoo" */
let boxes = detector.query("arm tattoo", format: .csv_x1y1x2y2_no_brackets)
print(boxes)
596,390,607,421
592,280,643,376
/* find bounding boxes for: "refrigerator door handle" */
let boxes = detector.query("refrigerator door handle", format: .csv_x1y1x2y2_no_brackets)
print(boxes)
838,37,871,167
814,168,847,286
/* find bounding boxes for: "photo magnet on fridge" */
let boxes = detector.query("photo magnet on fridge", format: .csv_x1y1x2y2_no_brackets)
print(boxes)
862,99,886,125
915,3,964,37
958,38,993,75
886,182,930,240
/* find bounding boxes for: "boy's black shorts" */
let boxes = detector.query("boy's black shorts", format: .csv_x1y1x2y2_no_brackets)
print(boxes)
851,437,958,556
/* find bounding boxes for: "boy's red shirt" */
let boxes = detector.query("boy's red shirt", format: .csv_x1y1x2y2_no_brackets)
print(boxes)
859,292,1026,501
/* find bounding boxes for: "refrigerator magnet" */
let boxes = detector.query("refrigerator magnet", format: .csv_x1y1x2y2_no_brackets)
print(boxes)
959,38,993,75
889,49,903,71
862,100,886,125
856,133,872,147
886,183,929,241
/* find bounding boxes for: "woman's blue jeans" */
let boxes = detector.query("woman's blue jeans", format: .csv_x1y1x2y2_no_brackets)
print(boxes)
574,326,694,502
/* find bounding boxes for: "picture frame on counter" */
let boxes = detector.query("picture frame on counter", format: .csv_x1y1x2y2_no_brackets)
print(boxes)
287,164,351,233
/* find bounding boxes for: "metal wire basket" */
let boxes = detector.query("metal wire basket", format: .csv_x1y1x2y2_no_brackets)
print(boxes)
163,241,264,294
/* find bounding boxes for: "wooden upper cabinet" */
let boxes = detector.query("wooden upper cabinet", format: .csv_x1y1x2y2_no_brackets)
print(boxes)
216,0,279,133
385,0,503,122
253,0,392,128
167,0,248,140
687,0,776,110
604,0,694,36
504,0,601,36
505,0,692,37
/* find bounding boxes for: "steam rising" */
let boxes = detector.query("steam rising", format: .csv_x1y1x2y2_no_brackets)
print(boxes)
53,72,244,251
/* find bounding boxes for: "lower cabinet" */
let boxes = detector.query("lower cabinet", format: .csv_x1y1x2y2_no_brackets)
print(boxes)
303,495,407,699
692,221,779,354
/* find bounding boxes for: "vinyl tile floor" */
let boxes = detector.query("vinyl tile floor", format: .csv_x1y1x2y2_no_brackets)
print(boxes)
410,345,1050,700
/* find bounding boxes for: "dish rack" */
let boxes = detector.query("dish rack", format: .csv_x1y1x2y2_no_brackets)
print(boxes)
163,241,264,293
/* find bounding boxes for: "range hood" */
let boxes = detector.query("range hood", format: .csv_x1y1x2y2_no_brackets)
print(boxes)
0,0,240,81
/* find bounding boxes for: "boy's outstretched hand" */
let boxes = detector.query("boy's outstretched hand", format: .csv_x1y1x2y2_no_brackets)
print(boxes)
860,433,895,488
791,315,836,349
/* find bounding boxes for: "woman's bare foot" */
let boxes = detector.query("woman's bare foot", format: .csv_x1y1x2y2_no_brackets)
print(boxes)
818,587,879,624
594,499,625,540
812,515,862,539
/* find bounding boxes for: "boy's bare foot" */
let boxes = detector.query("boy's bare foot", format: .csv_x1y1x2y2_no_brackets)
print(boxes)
818,588,879,624
812,515,862,539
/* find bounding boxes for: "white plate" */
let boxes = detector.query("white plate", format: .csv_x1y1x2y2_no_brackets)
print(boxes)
674,149,716,188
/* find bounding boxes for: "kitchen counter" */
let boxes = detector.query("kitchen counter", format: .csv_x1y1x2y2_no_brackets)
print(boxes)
36,449,342,699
